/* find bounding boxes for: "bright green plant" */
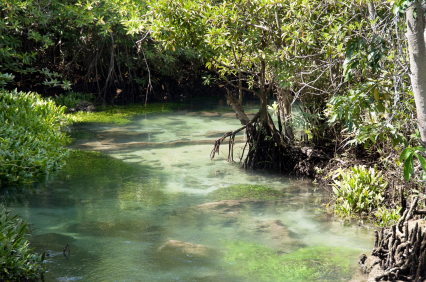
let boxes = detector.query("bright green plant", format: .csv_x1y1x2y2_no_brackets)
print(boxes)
0,205,45,281
0,89,72,186
0,72,14,88
332,165,387,216
375,206,401,227
399,142,426,181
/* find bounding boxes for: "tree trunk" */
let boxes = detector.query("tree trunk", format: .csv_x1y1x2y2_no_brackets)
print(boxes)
225,89,250,125
406,2,426,141
238,70,243,104
277,87,294,142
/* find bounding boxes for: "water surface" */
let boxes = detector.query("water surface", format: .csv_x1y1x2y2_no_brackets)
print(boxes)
6,98,374,281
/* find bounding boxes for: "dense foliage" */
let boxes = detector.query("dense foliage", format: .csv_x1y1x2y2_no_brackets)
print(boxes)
0,205,45,281
0,0,204,103
0,90,71,186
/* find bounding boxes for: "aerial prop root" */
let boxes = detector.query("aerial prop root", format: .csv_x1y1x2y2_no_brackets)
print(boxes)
210,112,260,162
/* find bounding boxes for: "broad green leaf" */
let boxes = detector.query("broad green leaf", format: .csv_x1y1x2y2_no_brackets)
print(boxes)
400,147,414,162
403,155,414,181
414,153,426,173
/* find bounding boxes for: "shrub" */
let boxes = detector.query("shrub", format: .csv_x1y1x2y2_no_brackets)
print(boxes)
51,91,94,109
0,205,45,281
332,165,387,216
0,90,72,186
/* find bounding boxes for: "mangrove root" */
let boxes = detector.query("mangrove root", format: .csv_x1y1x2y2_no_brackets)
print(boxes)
365,197,426,281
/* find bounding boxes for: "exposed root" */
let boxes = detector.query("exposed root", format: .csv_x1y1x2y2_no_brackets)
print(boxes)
210,112,259,161
364,197,426,282
210,109,299,172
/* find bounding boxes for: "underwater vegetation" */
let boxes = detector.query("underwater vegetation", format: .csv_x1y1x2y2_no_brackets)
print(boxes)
223,241,359,282
208,184,288,201
70,103,184,124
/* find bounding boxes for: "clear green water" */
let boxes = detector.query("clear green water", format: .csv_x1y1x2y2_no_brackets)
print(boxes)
5,98,373,281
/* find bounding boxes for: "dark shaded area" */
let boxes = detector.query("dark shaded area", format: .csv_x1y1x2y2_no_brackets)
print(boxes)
66,220,165,242
28,233,102,281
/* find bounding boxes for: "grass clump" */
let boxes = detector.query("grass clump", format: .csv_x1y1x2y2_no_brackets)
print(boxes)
332,165,387,217
70,103,183,124
223,241,358,282
208,184,287,201
0,205,45,281
0,90,71,187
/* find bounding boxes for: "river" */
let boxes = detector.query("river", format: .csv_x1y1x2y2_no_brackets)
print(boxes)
6,98,373,281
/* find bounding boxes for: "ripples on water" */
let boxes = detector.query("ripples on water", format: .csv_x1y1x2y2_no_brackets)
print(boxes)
5,99,374,281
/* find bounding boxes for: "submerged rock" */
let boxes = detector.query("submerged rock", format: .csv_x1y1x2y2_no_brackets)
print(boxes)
152,239,220,270
221,113,237,118
184,111,220,117
205,130,227,138
199,111,220,117
197,200,247,218
253,219,305,251
66,219,164,241
185,111,220,117
158,240,217,258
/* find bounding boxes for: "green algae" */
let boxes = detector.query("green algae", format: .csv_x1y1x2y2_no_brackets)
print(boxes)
223,241,359,282
46,150,168,209
59,150,143,183
208,184,287,201
68,129,97,140
70,103,183,124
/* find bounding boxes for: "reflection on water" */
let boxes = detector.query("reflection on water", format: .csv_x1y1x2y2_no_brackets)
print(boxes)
4,98,374,281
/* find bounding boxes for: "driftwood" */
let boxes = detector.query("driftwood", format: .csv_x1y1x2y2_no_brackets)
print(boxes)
365,197,426,281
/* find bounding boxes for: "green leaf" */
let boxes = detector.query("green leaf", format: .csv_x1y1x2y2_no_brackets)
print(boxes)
400,147,414,162
403,155,414,181
414,153,426,173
